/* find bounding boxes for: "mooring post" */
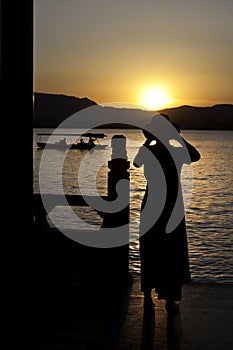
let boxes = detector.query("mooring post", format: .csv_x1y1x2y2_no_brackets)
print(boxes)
100,134,132,285
107,134,130,225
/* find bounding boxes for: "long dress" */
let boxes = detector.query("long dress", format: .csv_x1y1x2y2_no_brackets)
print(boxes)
134,138,200,301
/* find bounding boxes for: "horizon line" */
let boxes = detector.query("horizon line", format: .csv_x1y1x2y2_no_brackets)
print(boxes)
33,91,233,110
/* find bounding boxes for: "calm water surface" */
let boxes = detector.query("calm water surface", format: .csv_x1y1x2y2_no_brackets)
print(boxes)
34,129,233,284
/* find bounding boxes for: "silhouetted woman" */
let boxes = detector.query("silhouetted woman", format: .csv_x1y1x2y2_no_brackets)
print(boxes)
133,114,200,312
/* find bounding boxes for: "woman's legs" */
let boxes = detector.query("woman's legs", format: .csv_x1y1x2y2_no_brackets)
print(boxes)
165,300,180,313
156,284,181,313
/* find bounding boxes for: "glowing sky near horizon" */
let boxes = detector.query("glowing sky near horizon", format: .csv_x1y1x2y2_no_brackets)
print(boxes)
34,0,233,109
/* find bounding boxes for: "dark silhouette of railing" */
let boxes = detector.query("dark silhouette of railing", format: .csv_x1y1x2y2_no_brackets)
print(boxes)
33,135,132,298
33,193,108,230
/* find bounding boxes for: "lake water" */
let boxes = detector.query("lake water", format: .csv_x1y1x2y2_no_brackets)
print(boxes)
34,129,233,284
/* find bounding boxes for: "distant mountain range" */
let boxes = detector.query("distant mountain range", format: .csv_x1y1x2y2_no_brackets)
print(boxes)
34,92,97,128
34,92,233,130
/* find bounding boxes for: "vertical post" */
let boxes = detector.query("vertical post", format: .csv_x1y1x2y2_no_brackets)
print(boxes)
108,135,130,227
101,135,132,285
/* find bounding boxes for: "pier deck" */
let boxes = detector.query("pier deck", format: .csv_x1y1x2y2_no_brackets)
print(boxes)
32,278,233,350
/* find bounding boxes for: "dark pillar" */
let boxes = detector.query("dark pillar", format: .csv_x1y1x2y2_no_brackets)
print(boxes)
99,135,132,286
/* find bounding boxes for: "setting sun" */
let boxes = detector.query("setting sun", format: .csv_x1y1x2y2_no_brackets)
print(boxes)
140,87,172,110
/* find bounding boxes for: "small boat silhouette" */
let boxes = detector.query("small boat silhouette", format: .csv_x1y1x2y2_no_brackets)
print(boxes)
36,132,107,150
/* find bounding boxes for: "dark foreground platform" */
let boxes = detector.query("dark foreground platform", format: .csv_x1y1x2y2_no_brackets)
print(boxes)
32,278,233,350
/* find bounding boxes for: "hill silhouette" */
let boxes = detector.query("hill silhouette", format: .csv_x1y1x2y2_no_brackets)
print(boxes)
34,92,97,128
33,92,233,130
158,104,233,130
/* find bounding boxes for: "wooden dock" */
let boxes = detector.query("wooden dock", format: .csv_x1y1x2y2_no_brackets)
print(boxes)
32,278,233,350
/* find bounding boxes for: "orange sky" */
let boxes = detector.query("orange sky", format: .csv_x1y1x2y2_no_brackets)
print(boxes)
34,0,233,110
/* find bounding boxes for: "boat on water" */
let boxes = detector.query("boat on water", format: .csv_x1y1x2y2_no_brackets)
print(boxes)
36,132,107,150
